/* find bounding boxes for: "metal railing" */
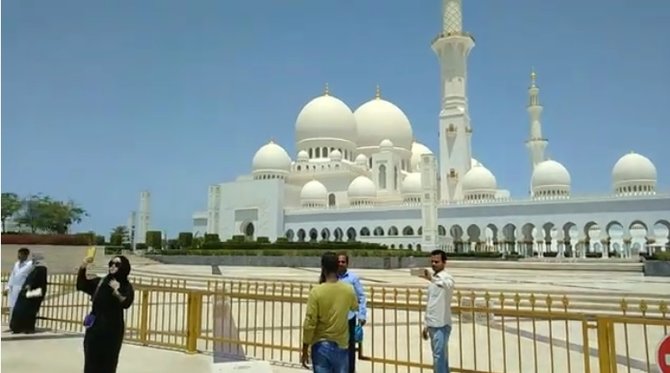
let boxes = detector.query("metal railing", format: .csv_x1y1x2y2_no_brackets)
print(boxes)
2,274,668,373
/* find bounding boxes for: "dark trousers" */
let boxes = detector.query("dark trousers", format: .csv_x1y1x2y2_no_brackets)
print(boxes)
348,317,356,373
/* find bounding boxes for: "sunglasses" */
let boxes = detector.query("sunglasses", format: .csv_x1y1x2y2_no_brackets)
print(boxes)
108,260,122,268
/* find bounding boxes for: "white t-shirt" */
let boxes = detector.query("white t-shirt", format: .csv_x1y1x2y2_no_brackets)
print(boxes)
424,270,455,328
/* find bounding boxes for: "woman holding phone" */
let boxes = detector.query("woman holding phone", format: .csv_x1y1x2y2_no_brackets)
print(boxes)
76,254,135,373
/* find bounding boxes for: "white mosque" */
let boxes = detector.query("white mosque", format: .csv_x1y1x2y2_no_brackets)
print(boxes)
191,0,669,257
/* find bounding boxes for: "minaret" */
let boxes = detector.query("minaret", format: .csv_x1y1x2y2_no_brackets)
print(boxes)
206,185,221,234
433,0,475,202
420,153,439,252
135,191,151,245
526,69,548,170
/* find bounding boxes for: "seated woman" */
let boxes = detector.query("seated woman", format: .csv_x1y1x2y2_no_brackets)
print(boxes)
76,255,135,373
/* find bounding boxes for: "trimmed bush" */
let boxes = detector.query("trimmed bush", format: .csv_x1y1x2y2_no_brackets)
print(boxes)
105,246,124,255
166,239,179,251
95,235,106,245
0,233,93,246
204,233,220,243
158,248,415,257
651,252,670,261
231,235,245,243
146,231,162,250
135,243,148,251
257,236,270,243
178,232,193,248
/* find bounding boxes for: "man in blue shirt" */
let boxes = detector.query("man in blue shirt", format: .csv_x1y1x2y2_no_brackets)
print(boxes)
336,252,367,373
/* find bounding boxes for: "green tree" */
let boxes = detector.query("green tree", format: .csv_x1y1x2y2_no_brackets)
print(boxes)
110,226,129,246
16,195,88,234
1,192,22,232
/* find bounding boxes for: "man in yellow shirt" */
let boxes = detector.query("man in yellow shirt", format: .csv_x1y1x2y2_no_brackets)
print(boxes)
302,252,358,372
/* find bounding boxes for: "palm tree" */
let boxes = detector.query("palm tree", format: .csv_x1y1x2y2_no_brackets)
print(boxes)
110,226,129,245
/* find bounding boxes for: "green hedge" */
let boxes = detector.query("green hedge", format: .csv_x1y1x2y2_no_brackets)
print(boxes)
651,252,670,261
158,249,416,257
196,241,387,251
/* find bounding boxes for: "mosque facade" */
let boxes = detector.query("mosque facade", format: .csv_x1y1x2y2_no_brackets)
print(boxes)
192,0,669,256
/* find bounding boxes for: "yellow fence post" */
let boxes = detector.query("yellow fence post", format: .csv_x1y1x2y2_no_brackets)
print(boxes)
596,316,617,373
139,290,150,345
186,291,203,354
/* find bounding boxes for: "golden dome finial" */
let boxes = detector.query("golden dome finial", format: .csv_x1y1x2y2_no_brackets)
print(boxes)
375,84,381,99
324,82,330,96
530,67,537,87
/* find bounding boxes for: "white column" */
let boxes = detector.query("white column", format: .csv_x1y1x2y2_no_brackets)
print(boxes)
420,154,439,252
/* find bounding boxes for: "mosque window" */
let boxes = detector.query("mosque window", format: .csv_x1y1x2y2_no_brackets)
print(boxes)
309,149,313,158
379,165,387,189
322,147,328,157
315,148,321,158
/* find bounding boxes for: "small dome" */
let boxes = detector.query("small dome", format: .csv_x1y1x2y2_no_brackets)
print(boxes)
297,150,309,162
462,165,497,193
410,142,433,171
347,176,376,199
379,139,394,149
401,172,422,194
252,141,291,173
354,97,413,150
532,160,571,190
300,180,328,200
355,154,368,166
612,152,657,185
471,158,483,168
329,149,342,161
295,93,357,143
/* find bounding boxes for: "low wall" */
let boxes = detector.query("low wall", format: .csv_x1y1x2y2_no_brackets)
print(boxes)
146,255,644,273
643,261,670,277
1,244,104,274
147,255,426,269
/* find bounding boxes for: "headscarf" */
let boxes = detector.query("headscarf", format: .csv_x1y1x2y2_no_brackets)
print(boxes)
32,253,46,266
108,255,132,283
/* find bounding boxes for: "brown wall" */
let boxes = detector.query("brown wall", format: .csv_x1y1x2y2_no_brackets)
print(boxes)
1,245,106,274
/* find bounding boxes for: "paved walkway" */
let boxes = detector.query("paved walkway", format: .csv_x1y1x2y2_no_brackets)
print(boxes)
1,329,305,373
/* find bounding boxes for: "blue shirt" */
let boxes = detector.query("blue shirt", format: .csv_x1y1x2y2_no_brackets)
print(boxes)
338,270,367,321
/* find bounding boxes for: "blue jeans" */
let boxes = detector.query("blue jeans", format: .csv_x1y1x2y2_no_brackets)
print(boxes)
311,340,349,373
428,325,452,373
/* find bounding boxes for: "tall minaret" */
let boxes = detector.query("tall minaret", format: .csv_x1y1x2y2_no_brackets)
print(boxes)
135,191,151,245
433,0,475,202
526,69,548,170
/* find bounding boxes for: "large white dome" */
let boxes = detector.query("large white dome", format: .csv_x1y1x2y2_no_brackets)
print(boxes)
347,176,376,199
532,160,571,190
354,97,413,150
410,142,433,171
251,141,291,173
295,93,357,143
462,165,497,193
300,180,328,200
612,152,657,185
401,172,422,194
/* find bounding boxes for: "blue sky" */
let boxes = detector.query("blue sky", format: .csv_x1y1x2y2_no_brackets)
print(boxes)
2,0,669,237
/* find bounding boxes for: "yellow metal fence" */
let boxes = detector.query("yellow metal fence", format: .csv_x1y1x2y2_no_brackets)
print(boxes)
2,274,668,373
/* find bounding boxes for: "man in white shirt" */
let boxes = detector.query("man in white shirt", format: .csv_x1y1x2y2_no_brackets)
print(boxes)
421,249,454,373
3,248,33,321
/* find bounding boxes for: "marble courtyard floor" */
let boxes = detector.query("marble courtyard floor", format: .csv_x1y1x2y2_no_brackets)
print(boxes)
3,263,668,372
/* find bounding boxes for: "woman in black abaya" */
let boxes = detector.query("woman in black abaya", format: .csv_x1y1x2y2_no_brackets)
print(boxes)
77,255,134,373
10,253,48,333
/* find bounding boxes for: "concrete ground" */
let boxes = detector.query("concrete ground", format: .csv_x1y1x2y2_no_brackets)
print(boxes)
137,264,670,295
1,329,306,373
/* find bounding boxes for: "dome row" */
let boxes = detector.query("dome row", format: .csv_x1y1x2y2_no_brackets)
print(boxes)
295,91,414,151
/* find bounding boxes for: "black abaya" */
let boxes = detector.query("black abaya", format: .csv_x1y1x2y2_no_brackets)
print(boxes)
10,265,48,333
76,265,134,373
